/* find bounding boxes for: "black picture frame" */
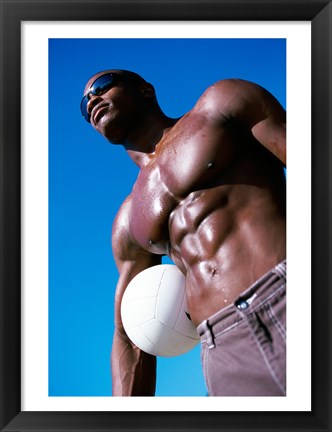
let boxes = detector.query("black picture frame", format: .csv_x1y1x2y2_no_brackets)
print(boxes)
0,0,331,431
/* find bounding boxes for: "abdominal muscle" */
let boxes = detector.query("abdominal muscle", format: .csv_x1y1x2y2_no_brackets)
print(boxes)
167,183,286,326
129,149,286,326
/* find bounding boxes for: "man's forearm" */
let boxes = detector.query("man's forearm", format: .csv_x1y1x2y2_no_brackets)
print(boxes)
111,329,156,396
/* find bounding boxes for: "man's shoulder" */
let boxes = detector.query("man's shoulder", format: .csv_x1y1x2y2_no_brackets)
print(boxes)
205,78,263,94
197,79,263,107
113,195,132,232
111,195,136,258
194,78,279,121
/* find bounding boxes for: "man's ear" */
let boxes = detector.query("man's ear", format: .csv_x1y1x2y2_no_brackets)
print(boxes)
140,82,155,98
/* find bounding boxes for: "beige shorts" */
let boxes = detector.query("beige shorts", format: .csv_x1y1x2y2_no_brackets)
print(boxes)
197,260,286,396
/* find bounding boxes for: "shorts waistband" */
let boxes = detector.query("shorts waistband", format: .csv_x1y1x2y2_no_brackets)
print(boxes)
197,260,286,343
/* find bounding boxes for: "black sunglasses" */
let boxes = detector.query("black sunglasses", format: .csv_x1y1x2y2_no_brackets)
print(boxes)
80,73,116,123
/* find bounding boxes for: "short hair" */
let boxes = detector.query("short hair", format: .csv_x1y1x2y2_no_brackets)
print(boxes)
114,69,147,85
114,69,157,102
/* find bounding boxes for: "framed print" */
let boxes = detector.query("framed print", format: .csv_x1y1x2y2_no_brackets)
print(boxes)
1,0,331,431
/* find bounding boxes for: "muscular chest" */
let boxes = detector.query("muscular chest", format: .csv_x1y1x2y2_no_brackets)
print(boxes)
158,113,235,195
128,113,236,253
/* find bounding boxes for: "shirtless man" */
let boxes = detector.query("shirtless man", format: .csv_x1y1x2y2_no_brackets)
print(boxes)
81,70,286,396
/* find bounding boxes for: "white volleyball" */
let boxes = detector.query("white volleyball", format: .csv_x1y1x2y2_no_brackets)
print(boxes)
120,264,200,357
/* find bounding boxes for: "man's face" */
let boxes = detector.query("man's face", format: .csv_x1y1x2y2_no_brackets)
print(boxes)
82,70,148,144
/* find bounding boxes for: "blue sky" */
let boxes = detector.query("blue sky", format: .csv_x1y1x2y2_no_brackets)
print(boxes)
48,38,286,397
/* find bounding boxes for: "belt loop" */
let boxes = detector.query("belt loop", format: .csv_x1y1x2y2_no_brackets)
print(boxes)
201,319,215,349
273,260,287,282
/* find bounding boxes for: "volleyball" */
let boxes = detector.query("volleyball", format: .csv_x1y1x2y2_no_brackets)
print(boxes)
120,264,200,357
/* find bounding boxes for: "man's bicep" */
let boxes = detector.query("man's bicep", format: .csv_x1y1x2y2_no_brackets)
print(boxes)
113,253,161,328
233,80,286,165
251,113,286,165
112,203,161,326
202,79,286,165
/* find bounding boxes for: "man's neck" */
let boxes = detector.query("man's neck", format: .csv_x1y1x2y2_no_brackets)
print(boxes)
123,110,180,168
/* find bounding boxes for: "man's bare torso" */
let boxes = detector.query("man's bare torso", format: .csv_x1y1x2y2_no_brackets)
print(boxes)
116,81,286,325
